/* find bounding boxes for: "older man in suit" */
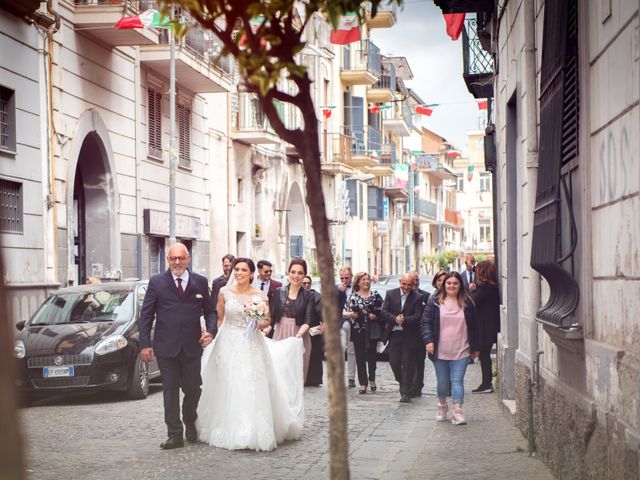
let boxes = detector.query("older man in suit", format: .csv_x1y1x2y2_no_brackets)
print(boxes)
139,243,217,450
382,274,424,403
409,271,429,397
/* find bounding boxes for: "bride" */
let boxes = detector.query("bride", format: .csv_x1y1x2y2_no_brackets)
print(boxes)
197,257,304,451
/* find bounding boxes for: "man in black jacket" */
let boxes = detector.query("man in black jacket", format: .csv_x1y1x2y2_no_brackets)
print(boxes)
381,274,424,403
409,271,429,396
139,243,217,449
210,253,235,305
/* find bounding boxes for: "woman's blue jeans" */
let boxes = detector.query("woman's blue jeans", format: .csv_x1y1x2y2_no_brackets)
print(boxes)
434,356,470,405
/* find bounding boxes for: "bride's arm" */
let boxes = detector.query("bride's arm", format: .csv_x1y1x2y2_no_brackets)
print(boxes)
216,292,225,329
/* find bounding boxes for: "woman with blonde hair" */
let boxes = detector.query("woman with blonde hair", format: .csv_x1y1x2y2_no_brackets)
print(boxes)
469,260,500,393
421,271,478,424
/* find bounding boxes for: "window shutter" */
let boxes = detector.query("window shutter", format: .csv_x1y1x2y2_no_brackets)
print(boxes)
346,180,357,217
0,179,23,233
148,88,162,158
178,102,191,167
368,186,384,221
530,0,580,326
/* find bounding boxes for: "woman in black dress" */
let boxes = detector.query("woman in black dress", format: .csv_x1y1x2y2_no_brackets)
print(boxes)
302,275,323,386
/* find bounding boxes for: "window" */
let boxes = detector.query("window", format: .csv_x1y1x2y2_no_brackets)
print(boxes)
148,88,162,159
346,179,357,217
149,236,165,276
237,178,244,203
0,86,16,153
367,186,384,221
479,172,491,192
178,102,191,167
457,174,464,192
479,218,491,243
0,178,23,233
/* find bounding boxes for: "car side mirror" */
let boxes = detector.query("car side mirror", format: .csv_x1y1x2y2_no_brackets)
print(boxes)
16,320,26,331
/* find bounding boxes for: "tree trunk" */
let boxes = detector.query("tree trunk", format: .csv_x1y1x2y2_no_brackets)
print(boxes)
0,255,26,480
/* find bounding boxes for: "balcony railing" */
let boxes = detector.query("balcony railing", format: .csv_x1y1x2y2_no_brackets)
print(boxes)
371,64,396,91
379,142,396,164
74,0,154,6
327,132,353,164
363,2,398,28
343,125,383,157
341,40,381,85
462,15,494,98
444,208,463,227
382,102,412,136
414,198,438,219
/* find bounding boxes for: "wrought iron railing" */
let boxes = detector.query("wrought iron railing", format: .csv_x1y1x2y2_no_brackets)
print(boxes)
372,63,396,91
379,142,396,164
462,16,493,76
341,40,381,78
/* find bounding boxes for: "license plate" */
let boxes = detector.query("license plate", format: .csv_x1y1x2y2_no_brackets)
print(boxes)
43,366,74,378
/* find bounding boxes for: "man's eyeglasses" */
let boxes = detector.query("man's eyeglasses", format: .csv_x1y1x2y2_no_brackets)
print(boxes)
168,256,187,263
263,270,273,274
302,281,311,286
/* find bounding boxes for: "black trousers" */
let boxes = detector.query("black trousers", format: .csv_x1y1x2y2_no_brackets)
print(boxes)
156,349,202,437
411,347,426,395
479,343,494,387
306,334,324,386
388,334,419,396
351,330,377,386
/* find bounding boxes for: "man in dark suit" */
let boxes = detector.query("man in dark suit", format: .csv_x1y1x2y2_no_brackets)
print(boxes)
461,254,476,292
254,259,282,303
381,274,424,403
409,271,429,396
210,253,235,305
139,242,217,450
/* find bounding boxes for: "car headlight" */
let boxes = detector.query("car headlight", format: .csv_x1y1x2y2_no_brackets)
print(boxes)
95,335,128,356
14,340,25,359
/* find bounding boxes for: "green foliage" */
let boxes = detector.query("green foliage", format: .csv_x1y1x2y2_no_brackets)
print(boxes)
476,253,487,262
422,255,438,273
442,250,459,266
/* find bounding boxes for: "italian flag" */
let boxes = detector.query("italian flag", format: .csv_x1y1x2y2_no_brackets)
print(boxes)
415,106,433,116
330,12,361,45
115,9,171,29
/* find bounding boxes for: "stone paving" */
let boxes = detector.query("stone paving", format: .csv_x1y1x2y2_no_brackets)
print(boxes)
19,359,554,479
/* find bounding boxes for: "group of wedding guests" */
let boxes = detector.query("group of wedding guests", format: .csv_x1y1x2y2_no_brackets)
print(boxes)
338,257,500,426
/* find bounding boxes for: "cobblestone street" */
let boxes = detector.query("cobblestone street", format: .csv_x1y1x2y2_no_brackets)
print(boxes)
20,360,554,480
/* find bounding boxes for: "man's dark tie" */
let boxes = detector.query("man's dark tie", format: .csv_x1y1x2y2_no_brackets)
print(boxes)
260,282,265,292
177,277,184,296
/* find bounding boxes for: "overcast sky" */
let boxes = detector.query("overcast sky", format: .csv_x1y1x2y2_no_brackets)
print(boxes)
371,0,484,152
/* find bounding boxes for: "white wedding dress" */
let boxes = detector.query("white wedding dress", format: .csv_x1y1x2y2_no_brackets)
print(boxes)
197,287,305,451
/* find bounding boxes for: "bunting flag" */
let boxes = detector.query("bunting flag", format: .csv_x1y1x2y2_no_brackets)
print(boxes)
477,99,488,110
467,164,475,181
443,13,465,41
115,9,171,29
415,106,433,116
239,15,267,49
322,109,332,119
369,104,391,114
447,150,462,159
393,163,409,189
330,12,361,45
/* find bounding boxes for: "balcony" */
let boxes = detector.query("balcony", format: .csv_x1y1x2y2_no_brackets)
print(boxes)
364,2,398,29
367,63,396,103
73,0,161,47
462,15,494,99
340,40,381,86
321,133,354,175
140,24,234,93
341,125,380,168
231,93,282,144
444,208,463,228
413,198,438,223
365,142,395,177
419,155,457,180
382,103,412,137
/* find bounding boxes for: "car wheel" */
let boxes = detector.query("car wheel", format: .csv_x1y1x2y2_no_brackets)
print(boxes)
126,354,149,400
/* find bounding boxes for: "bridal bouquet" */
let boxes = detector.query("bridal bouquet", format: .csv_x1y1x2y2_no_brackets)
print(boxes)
243,296,269,338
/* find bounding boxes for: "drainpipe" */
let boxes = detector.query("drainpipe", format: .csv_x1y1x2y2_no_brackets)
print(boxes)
524,0,541,454
226,91,234,253
134,47,143,279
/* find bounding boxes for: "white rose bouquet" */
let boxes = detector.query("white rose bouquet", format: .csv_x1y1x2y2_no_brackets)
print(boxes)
243,296,269,338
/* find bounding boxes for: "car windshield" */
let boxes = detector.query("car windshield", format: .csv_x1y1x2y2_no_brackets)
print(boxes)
30,288,135,325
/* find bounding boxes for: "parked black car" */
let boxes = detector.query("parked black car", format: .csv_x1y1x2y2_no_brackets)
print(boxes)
13,281,160,403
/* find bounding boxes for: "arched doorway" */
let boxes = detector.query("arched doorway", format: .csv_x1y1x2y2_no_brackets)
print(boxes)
286,183,305,261
68,111,119,285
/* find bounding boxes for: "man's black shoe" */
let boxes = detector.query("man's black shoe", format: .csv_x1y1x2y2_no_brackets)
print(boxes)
410,392,422,398
472,385,494,394
399,394,412,403
160,435,184,450
185,423,198,442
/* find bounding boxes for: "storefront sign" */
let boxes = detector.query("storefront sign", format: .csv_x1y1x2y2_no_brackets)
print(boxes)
143,209,201,239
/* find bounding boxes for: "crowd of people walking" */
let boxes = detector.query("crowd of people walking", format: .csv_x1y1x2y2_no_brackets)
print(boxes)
140,245,500,452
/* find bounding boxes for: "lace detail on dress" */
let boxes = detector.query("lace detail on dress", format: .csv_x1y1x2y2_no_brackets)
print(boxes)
220,287,268,328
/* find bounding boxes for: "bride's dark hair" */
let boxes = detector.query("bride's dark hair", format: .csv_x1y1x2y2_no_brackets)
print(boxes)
232,257,256,274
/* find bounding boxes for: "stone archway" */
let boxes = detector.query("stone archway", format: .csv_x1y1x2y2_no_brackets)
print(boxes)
66,110,120,284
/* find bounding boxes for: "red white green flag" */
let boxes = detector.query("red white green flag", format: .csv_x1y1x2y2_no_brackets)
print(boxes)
330,12,361,45
115,9,171,30
415,106,433,116
477,99,488,110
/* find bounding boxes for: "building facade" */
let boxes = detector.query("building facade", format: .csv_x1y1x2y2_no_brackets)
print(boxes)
435,0,640,477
